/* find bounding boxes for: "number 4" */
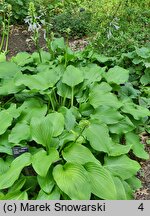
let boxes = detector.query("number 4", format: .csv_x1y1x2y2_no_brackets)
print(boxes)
138,203,144,211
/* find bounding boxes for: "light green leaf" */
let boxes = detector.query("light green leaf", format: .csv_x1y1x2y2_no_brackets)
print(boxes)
32,149,59,177
125,132,149,159
104,66,129,84
36,187,60,200
113,177,133,200
109,116,135,134
84,162,117,200
82,64,102,85
8,178,26,193
62,65,84,87
0,62,20,79
0,153,31,189
136,47,150,59
0,104,20,135
11,52,33,66
0,79,23,96
89,85,122,109
122,103,150,120
0,131,13,155
59,107,76,131
91,105,124,124
57,81,72,99
18,98,47,123
9,122,31,144
37,169,55,193
4,191,28,200
53,163,91,200
126,176,142,190
84,123,113,153
109,144,132,156
0,158,10,174
47,112,64,137
62,143,99,164
104,155,141,180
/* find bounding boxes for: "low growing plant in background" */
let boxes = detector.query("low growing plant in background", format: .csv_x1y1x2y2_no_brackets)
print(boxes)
0,37,149,200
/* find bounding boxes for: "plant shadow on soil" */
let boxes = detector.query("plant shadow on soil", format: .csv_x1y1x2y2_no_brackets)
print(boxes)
0,25,150,200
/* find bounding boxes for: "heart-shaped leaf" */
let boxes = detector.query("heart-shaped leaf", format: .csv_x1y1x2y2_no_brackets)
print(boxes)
53,163,91,200
32,149,59,177
84,162,117,200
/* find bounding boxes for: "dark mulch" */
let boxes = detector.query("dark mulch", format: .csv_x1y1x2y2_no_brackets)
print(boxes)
0,25,150,200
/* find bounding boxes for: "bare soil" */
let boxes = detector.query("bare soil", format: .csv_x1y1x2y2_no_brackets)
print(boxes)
1,25,150,200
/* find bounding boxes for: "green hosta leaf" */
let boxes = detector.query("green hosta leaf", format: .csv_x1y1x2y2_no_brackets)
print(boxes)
104,66,129,85
53,163,91,200
121,103,150,120
0,53,6,62
3,191,28,200
125,132,149,159
0,153,31,189
109,116,135,134
18,98,47,123
113,177,133,200
140,69,150,86
59,107,76,131
126,176,142,190
91,105,124,124
89,85,122,109
36,187,60,200
57,81,72,99
30,116,53,147
0,62,20,79
9,178,26,193
32,149,59,177
62,143,99,164
82,64,102,85
0,158,10,174
0,79,23,96
47,112,64,137
84,123,113,153
51,37,66,51
109,144,132,156
104,155,141,180
62,65,84,87
11,52,33,66
0,104,20,135
9,122,31,144
84,162,117,200
37,169,55,193
136,47,150,59
0,131,13,155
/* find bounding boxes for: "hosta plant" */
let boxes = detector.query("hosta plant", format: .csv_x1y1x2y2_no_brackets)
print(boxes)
0,40,149,200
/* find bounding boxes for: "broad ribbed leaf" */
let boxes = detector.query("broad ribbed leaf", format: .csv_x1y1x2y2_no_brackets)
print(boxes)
47,112,64,137
125,132,149,159
0,79,23,95
62,143,99,164
91,106,124,124
36,187,60,200
53,163,91,200
84,123,113,153
0,159,10,174
126,176,142,190
0,132,13,155
0,104,20,135
62,65,84,87
109,144,132,156
0,153,31,189
84,162,117,200
89,86,122,109
0,62,20,79
121,103,150,120
4,191,28,200
59,107,76,131
37,169,55,193
18,98,47,123
57,81,72,99
31,116,53,147
9,122,31,144
82,64,102,85
109,116,135,134
32,149,59,177
113,177,133,200
104,155,141,180
104,66,129,84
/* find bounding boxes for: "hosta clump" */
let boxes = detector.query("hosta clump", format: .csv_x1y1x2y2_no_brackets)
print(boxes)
0,44,149,200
